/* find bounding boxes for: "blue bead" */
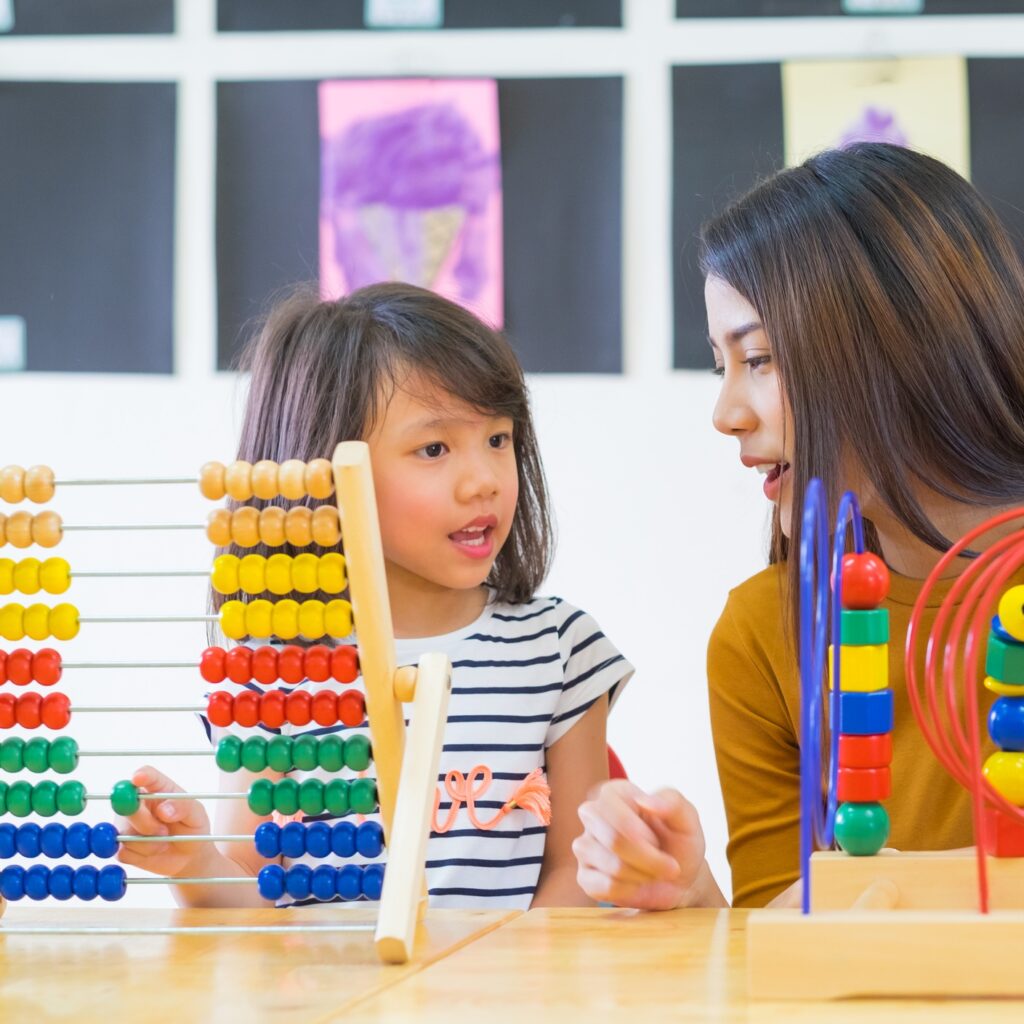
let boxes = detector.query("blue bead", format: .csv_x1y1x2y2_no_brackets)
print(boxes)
993,616,1020,645
49,865,74,901
257,864,285,901
98,865,127,902
990,697,1024,752
253,822,280,859
90,823,119,859
336,864,363,901
362,863,385,901
40,823,67,859
356,821,384,859
66,821,92,859
24,865,50,901
285,864,312,901
0,823,16,859
331,821,356,859
1,865,26,901
311,865,337,901
15,823,42,859
73,865,99,901
839,689,894,735
305,821,331,859
280,822,306,859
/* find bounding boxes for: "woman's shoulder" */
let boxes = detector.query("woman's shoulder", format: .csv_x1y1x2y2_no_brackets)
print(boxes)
710,562,789,663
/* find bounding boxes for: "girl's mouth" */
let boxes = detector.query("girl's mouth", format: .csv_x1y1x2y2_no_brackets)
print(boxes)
448,524,496,559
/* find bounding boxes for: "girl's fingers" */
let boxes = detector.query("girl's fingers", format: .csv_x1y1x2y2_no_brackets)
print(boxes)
131,765,185,796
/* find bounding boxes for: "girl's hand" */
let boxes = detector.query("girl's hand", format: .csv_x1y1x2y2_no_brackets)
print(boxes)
573,780,722,910
117,766,213,879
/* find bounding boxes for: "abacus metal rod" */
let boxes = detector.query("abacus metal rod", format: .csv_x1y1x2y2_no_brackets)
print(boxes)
63,524,204,532
0,924,376,935
72,570,210,579
78,616,219,624
53,477,197,487
78,749,214,757
86,791,248,800
63,662,197,669
114,833,254,843
74,705,206,713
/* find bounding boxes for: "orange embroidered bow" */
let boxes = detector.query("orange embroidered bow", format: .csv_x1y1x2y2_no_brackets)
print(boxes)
431,766,551,833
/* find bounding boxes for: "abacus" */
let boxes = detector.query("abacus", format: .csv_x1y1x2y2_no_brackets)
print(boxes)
0,444,452,964
748,481,1024,999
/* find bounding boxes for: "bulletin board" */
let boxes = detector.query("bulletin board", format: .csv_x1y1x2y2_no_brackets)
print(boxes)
0,0,172,34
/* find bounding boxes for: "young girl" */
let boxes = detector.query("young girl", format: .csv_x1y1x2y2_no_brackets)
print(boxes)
118,282,632,909
573,142,1024,910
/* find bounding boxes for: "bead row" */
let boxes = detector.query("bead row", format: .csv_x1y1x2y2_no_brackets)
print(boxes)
982,586,1024,805
0,466,55,505
211,553,347,596
207,505,341,549
0,558,71,595
200,460,335,502
206,688,366,730
220,598,353,641
0,603,79,641
215,733,371,774
1,736,79,773
0,779,87,816
0,692,71,730
253,820,384,860
0,512,62,549
0,821,118,859
247,777,378,817
0,864,126,902
0,648,62,685
200,644,359,685
257,862,383,903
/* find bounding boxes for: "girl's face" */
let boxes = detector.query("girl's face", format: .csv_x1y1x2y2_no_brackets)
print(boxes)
366,371,519,602
707,276,796,536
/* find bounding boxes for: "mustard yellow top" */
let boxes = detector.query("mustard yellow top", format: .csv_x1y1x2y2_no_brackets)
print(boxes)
708,561,1023,908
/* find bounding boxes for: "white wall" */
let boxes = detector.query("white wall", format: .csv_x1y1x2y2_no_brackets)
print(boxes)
2,0,1023,907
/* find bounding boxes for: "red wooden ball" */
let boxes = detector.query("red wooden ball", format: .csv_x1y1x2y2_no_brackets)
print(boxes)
260,689,286,729
331,646,359,684
338,689,366,728
6,649,34,686
225,646,253,685
32,649,62,686
840,552,890,609
312,690,337,726
233,690,260,728
15,692,42,729
206,691,233,728
41,692,71,730
286,690,312,726
304,646,331,683
199,647,226,684
278,646,305,685
0,693,16,727
251,646,279,685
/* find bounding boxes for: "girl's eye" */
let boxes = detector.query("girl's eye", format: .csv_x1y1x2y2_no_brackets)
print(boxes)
488,432,512,449
418,442,447,459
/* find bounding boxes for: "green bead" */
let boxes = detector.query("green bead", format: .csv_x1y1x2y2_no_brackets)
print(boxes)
31,780,58,817
349,778,378,816
215,735,243,773
324,779,350,816
273,778,299,816
48,737,79,775
23,738,51,774
0,780,6,813
241,736,268,774
248,778,274,816
840,609,889,646
266,736,294,773
7,781,33,817
57,780,86,816
298,779,325,816
110,780,140,816
0,737,26,773
293,735,319,772
344,734,372,772
987,633,1024,685
317,735,345,773
834,801,890,856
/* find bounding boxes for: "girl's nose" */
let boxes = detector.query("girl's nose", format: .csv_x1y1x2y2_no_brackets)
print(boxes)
456,455,500,503
712,374,757,437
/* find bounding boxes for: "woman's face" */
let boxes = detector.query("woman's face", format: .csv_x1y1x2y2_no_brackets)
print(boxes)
707,275,796,536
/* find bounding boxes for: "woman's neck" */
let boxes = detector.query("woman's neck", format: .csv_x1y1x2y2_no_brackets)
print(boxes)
384,567,490,639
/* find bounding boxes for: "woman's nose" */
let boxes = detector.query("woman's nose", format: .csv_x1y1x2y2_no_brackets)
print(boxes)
712,374,757,436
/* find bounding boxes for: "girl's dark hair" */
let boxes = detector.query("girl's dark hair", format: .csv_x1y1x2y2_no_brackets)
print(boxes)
699,143,1024,626
218,281,552,609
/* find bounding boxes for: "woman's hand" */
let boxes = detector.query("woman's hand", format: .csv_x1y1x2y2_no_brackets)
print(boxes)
573,780,726,910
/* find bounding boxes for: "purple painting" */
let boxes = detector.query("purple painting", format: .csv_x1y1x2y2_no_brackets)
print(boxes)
839,105,909,149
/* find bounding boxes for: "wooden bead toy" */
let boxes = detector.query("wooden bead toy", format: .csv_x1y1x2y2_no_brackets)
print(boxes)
828,642,888,692
998,586,1024,642
839,551,890,610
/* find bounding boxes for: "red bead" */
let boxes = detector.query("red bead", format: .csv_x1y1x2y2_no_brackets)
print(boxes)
41,692,71,730
840,553,890,610
0,693,15,727
199,647,226,684
331,646,359,683
338,689,366,727
7,649,34,686
251,646,279,685
312,691,338,726
233,690,261,728
225,647,253,685
15,692,43,729
32,649,62,686
206,691,234,728
982,807,1024,857
278,646,305,685
260,689,287,728
837,766,891,802
286,690,312,726
0,650,5,683
838,733,892,769
304,646,331,683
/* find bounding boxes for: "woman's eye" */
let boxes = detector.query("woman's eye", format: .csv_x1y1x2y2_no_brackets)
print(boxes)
743,354,772,372
711,365,725,378
418,442,447,459
488,432,512,449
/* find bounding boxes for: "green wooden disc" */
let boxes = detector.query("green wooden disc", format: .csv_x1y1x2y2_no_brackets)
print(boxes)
48,737,79,775
272,778,300,816
839,609,889,646
0,737,25,773
343,734,372,772
987,633,1024,686
215,735,243,773
266,736,294,773
349,778,378,816
324,779,350,816
298,779,325,816
6,780,33,817
23,737,50,774
293,735,319,773
316,735,345,773
110,780,140,816
0,781,7,814
56,780,86,816
248,778,274,816
241,736,268,774
31,779,58,817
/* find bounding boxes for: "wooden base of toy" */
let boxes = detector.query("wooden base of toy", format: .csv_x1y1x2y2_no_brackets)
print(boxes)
748,851,1024,999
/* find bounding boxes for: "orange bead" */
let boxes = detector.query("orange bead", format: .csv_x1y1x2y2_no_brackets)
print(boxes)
231,506,260,548
198,461,226,501
224,461,253,502
23,466,55,504
31,511,62,548
0,513,5,547
304,459,334,500
5,512,33,549
251,460,280,500
312,505,341,547
284,506,313,547
278,460,307,501
259,506,286,547
0,466,25,504
206,508,232,547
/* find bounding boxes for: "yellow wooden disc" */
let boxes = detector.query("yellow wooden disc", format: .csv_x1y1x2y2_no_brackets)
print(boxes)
39,557,70,595
49,603,80,641
298,599,326,639
324,599,353,639
998,585,1024,643
12,557,41,596
292,553,319,594
238,554,267,595
24,602,52,641
0,602,24,641
245,599,274,638
265,554,293,596
211,555,240,596
317,553,347,594
271,598,300,640
220,600,247,640
984,676,1024,697
0,559,13,595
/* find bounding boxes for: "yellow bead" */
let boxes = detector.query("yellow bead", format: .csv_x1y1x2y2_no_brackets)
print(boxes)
0,603,24,640
0,559,12,594
292,553,319,594
199,462,226,501
39,558,70,595
238,554,267,595
984,751,1024,805
284,506,313,547
984,676,1024,697
251,460,280,501
6,512,32,549
999,586,1024,643
12,558,41,596
312,505,342,547
298,599,326,639
31,511,62,548
211,555,240,595
220,600,247,640
264,554,293,596
206,508,232,547
224,461,254,502
278,460,307,500
24,466,55,504
318,553,347,594
0,466,25,504
259,507,286,547
24,603,52,641
48,603,79,641
304,459,334,500
231,506,260,548
828,643,889,692
324,599,353,639
272,598,300,640
246,599,274,638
